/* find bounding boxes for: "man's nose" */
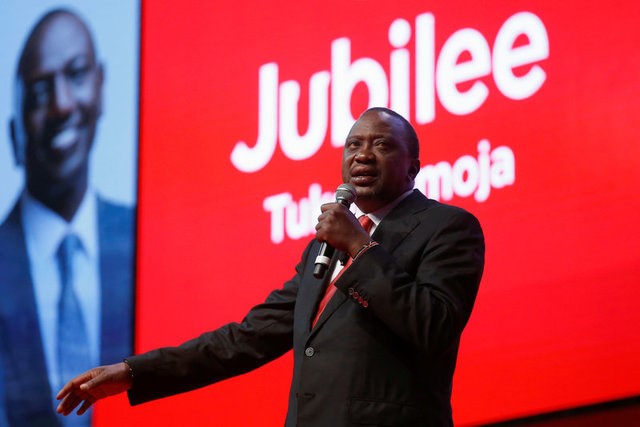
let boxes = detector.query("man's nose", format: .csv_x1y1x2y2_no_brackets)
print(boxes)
354,144,375,162
50,74,76,116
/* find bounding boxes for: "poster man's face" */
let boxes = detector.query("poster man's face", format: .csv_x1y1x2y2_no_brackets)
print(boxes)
13,12,103,191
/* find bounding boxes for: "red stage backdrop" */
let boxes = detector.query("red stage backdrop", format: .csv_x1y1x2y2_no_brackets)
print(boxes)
97,1,640,425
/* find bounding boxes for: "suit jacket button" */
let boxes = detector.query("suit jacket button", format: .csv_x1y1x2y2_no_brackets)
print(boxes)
348,287,355,295
305,347,315,357
362,300,369,308
352,291,359,299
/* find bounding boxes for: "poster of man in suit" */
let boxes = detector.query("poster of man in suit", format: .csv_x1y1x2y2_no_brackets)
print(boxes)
0,2,139,425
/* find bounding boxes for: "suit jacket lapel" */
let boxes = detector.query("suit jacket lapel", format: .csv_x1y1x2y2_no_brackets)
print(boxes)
371,190,429,254
309,273,348,334
297,243,350,336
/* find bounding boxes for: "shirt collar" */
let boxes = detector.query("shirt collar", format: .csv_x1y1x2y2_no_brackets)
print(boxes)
21,189,98,260
358,189,413,227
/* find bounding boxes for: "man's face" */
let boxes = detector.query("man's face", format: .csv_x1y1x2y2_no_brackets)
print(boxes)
12,13,103,191
341,110,420,213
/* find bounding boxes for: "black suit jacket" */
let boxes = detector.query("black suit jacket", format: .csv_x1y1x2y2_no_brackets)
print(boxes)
0,196,135,426
127,190,484,426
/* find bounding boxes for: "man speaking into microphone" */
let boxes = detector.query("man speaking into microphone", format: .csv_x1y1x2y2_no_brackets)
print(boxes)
57,107,485,426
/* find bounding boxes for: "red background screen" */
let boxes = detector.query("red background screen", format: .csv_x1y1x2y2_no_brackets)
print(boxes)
98,1,640,425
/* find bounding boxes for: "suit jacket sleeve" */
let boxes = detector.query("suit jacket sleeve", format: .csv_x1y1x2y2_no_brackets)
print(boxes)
125,244,313,405
334,200,485,356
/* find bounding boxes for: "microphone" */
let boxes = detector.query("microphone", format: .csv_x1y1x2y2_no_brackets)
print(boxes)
313,183,357,279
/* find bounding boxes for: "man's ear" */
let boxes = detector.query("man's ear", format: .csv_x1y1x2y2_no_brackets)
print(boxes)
9,118,24,166
96,62,105,117
408,158,420,180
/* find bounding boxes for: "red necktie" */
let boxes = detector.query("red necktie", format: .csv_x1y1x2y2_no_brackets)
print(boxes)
311,215,373,328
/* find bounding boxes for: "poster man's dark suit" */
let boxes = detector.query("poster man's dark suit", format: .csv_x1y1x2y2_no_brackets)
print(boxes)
126,189,484,426
0,196,135,426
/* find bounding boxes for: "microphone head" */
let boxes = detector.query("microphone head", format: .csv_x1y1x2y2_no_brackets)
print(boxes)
335,183,357,206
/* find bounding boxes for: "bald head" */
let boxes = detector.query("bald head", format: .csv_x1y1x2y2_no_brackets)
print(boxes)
18,9,98,81
10,8,103,221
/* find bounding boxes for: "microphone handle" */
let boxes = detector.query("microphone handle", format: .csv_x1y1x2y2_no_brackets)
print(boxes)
313,242,334,278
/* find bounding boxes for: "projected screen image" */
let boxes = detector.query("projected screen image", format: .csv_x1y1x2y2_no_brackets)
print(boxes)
0,1,139,425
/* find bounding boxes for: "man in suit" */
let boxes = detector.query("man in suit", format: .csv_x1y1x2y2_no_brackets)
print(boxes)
0,9,134,426
57,107,484,426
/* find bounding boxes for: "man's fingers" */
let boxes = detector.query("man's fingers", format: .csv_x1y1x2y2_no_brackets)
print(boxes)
58,395,93,417
56,369,100,400
57,393,82,415
55,384,71,401
55,363,129,417
56,374,101,415
76,398,95,415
